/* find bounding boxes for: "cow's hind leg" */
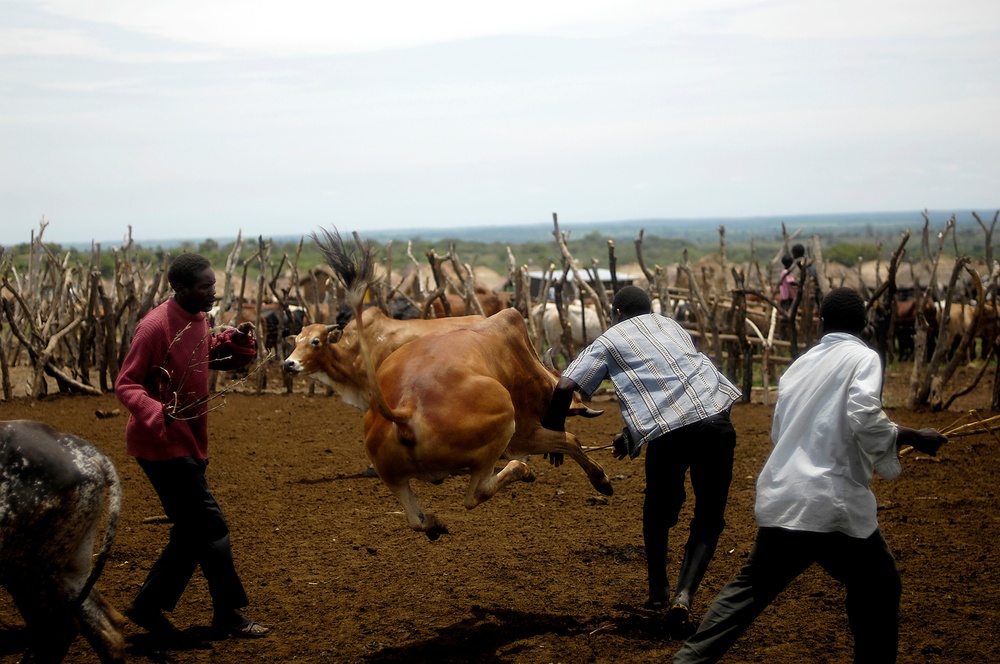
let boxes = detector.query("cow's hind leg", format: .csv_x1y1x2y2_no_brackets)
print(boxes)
464,458,532,510
463,419,531,508
61,502,125,663
8,581,78,664
77,589,125,664
385,479,450,540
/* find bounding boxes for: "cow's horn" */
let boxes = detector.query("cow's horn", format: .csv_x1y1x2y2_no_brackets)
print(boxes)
541,348,556,370
325,324,339,333
580,407,604,418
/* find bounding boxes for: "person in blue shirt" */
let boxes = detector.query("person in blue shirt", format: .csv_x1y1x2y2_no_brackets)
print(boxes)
542,286,741,633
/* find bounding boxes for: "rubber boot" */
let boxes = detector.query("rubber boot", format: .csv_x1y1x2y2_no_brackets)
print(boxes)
643,523,669,609
667,537,717,635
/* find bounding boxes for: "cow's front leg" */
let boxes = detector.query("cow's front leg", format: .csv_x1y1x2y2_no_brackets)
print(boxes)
519,428,614,496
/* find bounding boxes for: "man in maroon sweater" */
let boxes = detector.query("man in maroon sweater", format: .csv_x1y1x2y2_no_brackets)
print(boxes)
116,253,268,639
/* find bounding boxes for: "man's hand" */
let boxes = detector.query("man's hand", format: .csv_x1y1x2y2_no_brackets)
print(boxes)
234,321,255,340
898,426,947,457
540,412,566,433
612,428,632,460
543,452,564,467
542,377,577,432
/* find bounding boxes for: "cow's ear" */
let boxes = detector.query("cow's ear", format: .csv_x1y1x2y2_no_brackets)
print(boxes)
328,328,344,343
285,335,297,345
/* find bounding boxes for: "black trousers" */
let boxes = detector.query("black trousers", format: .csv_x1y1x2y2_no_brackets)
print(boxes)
643,412,736,588
134,456,248,613
673,527,902,663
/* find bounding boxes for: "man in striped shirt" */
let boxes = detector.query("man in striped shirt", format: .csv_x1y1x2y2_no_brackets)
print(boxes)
543,286,741,633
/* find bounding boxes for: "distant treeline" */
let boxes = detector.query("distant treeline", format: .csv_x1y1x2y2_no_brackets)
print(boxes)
4,209,997,279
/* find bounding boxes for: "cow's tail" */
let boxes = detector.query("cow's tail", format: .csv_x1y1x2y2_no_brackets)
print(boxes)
313,227,408,424
74,449,122,611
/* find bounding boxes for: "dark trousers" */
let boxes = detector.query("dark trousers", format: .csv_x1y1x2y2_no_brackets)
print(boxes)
673,527,902,664
134,456,248,613
643,412,736,592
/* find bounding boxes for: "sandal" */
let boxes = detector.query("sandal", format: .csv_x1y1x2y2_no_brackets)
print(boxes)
213,616,270,639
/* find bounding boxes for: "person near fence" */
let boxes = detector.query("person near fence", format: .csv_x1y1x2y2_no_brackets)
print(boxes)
791,243,821,305
778,254,797,339
778,254,796,311
541,285,741,634
672,287,946,663
115,252,270,640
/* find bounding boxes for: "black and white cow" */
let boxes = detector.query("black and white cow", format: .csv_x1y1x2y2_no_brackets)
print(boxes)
0,420,124,663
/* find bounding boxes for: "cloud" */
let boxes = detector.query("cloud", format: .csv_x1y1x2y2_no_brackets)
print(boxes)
37,77,146,92
0,28,111,57
712,0,1000,41
20,0,694,55
19,0,999,60
0,26,223,62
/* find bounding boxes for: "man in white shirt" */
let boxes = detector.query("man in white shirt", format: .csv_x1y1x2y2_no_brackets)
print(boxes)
672,287,946,663
542,286,741,633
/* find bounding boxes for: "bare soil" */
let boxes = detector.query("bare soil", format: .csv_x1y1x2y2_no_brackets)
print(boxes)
0,363,998,663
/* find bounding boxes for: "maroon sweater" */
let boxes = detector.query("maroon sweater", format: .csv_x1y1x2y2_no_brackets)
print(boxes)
115,297,256,461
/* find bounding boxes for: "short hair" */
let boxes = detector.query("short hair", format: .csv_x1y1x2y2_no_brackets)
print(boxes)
167,253,211,289
781,254,793,269
791,243,806,259
612,286,651,316
820,287,866,334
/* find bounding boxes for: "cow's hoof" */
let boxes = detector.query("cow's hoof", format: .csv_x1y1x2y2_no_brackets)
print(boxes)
521,468,537,483
592,477,614,496
425,524,449,541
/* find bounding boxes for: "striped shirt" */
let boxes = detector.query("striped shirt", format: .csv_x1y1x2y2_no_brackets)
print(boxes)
562,313,741,458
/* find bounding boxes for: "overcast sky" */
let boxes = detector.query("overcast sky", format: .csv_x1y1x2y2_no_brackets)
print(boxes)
2,0,998,247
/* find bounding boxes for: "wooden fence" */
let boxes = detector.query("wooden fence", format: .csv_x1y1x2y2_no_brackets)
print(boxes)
2,212,998,410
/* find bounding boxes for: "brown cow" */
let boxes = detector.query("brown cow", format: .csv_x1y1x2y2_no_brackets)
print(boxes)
282,308,489,410
363,308,613,538
935,300,991,363
283,305,603,417
310,228,611,539
427,290,511,318
894,297,938,361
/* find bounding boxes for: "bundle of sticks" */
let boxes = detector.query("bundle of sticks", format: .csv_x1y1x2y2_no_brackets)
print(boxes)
900,409,1000,456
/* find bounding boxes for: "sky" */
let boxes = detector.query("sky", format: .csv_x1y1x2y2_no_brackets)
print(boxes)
2,0,999,247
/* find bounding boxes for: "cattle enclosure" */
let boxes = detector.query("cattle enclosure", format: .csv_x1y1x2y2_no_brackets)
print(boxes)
4,212,1000,412
0,375,998,663
2,213,1000,662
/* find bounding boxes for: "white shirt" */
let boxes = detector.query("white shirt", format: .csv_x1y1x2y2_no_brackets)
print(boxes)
755,332,900,538
563,313,741,458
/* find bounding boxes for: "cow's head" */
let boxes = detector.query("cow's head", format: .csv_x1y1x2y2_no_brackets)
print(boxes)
282,324,343,377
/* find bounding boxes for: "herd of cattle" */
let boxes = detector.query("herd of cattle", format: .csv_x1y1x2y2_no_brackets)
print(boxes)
4,252,996,661
893,296,997,362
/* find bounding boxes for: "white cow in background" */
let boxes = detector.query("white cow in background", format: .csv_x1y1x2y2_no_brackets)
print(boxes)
530,302,605,366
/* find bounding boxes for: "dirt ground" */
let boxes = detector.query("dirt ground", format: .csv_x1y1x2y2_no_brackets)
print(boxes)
0,363,998,663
